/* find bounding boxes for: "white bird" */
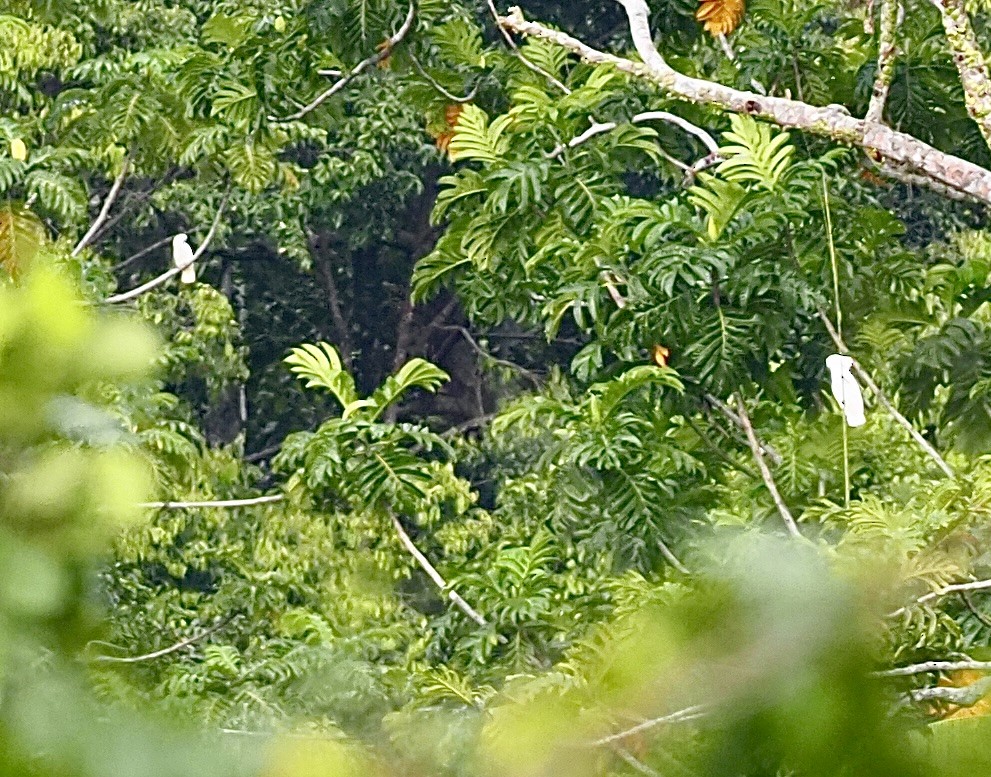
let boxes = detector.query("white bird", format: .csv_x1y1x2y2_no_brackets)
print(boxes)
825,354,866,428
172,233,196,284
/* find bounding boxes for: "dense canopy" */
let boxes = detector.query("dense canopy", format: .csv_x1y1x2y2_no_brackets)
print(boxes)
6,0,991,775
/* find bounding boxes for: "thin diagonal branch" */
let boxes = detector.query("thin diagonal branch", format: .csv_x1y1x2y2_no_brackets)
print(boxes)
888,578,991,618
389,512,489,627
734,393,801,538
72,157,131,257
501,4,991,204
90,618,230,663
111,236,171,272
589,705,708,746
277,4,415,121
865,0,899,124
409,53,480,103
704,393,782,465
817,309,954,478
931,0,991,151
140,495,284,509
103,188,230,304
909,676,991,705
487,0,571,94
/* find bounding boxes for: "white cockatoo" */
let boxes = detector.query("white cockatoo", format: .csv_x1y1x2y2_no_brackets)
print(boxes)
172,233,196,284
825,353,866,427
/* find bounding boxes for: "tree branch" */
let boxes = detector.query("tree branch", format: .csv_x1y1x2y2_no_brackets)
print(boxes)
888,578,991,618
817,309,954,478
111,236,172,273
71,158,131,257
103,188,231,304
704,393,782,465
501,4,991,204
875,658,991,677
931,0,991,151
550,110,720,161
865,0,899,124
909,675,991,705
409,53,480,103
389,512,489,627
277,4,415,121
487,0,571,94
139,495,284,509
89,618,230,663
734,393,802,538
589,704,708,746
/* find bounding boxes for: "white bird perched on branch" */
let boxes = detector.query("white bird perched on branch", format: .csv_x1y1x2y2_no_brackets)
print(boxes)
172,233,196,284
825,354,866,427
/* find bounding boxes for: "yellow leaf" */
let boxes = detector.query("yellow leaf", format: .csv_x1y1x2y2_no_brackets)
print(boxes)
651,344,670,367
10,138,27,162
696,0,746,36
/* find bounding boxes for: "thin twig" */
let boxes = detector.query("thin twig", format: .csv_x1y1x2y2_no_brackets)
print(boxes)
614,747,662,777
72,157,131,257
589,705,707,746
103,188,231,304
139,494,284,510
444,326,542,387
549,110,720,160
888,578,991,618
704,394,782,465
277,4,415,121
111,236,172,272
409,53,479,102
961,589,991,628
734,393,802,538
817,309,954,478
683,414,760,479
486,0,571,94
656,538,690,574
89,619,230,663
389,512,489,627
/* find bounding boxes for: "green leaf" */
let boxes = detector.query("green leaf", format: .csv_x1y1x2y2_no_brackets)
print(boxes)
284,342,360,408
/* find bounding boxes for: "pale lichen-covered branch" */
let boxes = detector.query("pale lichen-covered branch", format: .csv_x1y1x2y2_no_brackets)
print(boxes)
865,0,899,124
501,3,991,204
931,0,991,150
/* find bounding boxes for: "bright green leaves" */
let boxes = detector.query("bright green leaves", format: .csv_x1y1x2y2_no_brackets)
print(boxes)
285,342,359,406
280,342,455,515
285,342,448,421
448,104,514,165
717,115,795,190
201,13,255,49
689,175,748,241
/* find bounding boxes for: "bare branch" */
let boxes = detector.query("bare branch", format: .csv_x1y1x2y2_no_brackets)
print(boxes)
817,309,954,478
277,4,415,121
409,53,480,103
90,618,230,663
486,0,571,94
656,538,689,574
909,675,991,705
389,512,489,627
865,0,899,124
111,236,172,273
549,110,720,161
140,495,284,510
931,0,991,151
445,325,543,387
589,704,708,747
501,5,991,204
875,658,991,677
734,393,802,538
704,393,782,465
72,158,131,257
614,747,662,777
888,578,991,618
103,188,231,305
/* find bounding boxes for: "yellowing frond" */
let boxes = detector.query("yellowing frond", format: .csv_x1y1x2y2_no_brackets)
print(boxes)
696,0,746,36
